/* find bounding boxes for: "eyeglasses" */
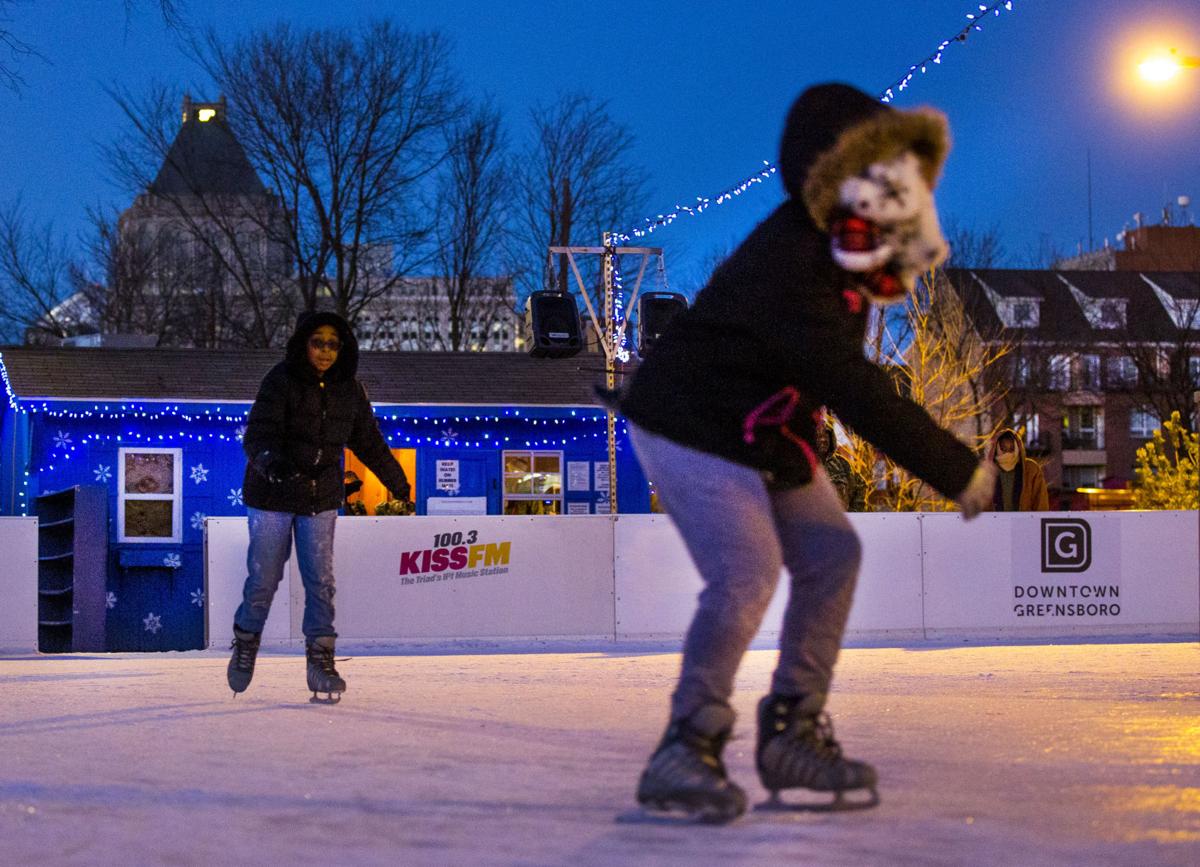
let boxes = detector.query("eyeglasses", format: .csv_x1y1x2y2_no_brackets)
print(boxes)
308,338,341,352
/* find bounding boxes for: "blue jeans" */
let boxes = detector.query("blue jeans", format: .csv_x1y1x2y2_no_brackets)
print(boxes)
234,507,339,641
629,424,862,721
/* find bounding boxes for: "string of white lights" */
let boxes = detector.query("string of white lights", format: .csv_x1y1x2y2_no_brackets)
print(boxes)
613,0,1017,243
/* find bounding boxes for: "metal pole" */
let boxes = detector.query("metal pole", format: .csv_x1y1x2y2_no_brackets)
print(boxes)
602,232,618,514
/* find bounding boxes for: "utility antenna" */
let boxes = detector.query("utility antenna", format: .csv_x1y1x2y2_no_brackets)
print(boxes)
1086,148,1094,252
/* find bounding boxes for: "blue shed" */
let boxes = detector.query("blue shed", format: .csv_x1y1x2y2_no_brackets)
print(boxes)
0,347,651,652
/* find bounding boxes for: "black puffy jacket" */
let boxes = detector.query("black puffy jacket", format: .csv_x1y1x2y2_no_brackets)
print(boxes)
242,311,410,514
619,83,977,498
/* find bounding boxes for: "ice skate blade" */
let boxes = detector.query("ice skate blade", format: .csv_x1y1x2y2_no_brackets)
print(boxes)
617,802,742,826
755,787,880,813
309,691,342,705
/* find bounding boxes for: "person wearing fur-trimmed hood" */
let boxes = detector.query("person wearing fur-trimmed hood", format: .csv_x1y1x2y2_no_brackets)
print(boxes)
226,310,411,702
986,428,1049,511
615,83,996,821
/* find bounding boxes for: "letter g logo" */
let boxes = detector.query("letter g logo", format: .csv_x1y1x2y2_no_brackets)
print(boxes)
1041,518,1091,573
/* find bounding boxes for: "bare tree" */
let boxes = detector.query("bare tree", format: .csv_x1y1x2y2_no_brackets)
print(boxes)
1114,294,1200,433
844,270,1010,511
942,217,1007,269
0,202,81,343
72,206,194,346
511,94,648,314
431,101,514,350
186,20,463,324
0,1,186,93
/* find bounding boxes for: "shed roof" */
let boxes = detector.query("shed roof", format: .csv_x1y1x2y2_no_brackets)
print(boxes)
0,348,611,407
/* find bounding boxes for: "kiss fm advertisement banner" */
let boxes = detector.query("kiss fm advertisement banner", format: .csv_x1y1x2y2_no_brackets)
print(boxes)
317,516,615,641
921,511,1198,637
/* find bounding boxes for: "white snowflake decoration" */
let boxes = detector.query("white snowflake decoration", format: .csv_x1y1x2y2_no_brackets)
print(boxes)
105,591,117,610
190,463,210,484
53,430,72,449
190,588,205,608
143,612,163,634
440,428,459,443
190,512,207,531
234,424,247,442
163,552,182,569
93,464,112,484
227,487,243,507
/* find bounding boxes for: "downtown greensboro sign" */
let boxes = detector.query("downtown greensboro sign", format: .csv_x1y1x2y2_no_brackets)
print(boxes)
194,511,1200,650
1011,518,1120,619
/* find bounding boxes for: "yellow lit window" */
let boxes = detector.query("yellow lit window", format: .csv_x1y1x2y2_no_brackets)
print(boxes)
197,108,216,122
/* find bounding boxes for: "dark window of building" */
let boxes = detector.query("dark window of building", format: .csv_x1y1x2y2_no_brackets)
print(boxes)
1062,406,1104,450
1047,355,1070,391
1062,465,1104,490
1076,355,1101,391
1106,355,1138,388
1130,410,1159,439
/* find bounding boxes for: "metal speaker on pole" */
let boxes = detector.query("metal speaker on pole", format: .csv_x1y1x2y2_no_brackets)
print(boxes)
637,292,687,357
526,291,583,358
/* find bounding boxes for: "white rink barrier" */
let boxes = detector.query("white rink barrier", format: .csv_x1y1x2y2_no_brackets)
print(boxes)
0,517,39,652
204,512,1200,648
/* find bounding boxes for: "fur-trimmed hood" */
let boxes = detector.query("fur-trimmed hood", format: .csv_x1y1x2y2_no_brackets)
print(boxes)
284,310,359,382
778,83,950,232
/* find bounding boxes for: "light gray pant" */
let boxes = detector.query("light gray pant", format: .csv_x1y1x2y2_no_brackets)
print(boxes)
629,424,863,721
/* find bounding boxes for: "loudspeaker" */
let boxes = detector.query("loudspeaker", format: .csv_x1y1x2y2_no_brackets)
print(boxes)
526,291,582,358
637,292,688,356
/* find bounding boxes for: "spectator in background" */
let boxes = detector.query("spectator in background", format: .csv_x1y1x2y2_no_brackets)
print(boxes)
815,414,866,511
987,428,1049,511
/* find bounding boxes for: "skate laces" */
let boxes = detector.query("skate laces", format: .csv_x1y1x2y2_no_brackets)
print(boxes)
230,635,258,672
664,720,732,778
800,712,844,761
308,643,339,675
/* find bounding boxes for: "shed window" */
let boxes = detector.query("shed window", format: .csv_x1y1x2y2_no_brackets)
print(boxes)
502,450,563,515
118,447,182,543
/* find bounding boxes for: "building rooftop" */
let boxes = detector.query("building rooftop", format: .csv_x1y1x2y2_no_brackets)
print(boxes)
0,348,612,407
946,268,1198,343
148,97,268,198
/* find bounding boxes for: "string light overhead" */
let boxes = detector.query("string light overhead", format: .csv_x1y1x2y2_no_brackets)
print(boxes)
614,0,1018,243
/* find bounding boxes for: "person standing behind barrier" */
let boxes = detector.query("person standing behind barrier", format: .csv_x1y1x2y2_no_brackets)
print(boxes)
987,428,1049,512
815,414,866,511
227,311,411,702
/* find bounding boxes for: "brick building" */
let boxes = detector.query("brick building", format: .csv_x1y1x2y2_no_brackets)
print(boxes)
945,268,1200,505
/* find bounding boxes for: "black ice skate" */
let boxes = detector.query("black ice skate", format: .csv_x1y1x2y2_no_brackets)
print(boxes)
628,703,747,825
227,626,261,696
755,693,879,812
305,636,346,704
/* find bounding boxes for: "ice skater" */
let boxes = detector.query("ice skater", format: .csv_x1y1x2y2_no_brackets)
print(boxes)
227,311,411,702
615,83,996,822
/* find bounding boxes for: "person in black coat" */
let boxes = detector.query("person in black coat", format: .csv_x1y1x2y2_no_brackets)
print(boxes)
619,83,996,821
227,311,411,701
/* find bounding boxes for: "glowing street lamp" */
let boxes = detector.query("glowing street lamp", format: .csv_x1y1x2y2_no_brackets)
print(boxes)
1139,49,1200,84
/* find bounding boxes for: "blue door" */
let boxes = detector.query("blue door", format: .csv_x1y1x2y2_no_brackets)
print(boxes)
418,450,498,515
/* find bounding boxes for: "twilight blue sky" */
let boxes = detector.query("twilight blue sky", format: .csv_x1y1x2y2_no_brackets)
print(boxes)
1,0,1198,293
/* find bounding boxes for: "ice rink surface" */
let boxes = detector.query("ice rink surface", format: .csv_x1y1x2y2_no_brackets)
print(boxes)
1,641,1198,866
